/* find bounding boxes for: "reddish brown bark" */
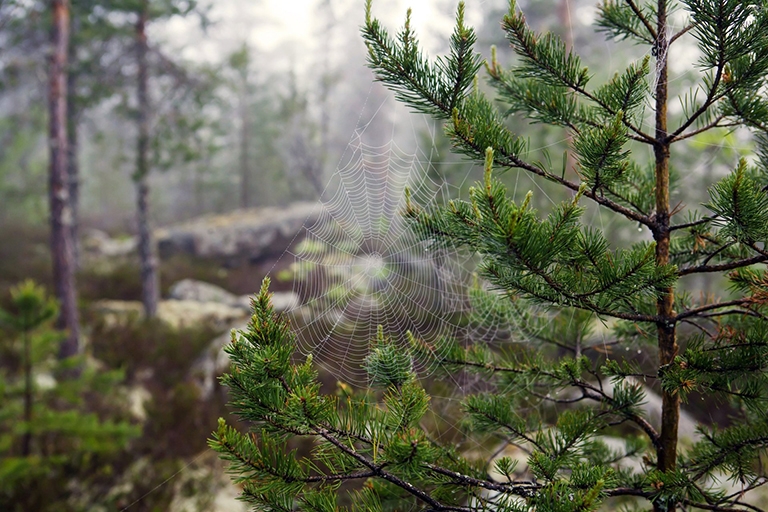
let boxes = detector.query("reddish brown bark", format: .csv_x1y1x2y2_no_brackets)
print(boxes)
135,3,160,318
653,1,679,510
49,0,80,358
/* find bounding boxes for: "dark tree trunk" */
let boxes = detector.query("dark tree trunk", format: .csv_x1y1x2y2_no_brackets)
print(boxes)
135,4,159,318
49,0,80,358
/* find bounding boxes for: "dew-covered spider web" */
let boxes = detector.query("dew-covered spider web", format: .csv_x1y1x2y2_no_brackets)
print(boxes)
279,108,564,388
286,129,467,385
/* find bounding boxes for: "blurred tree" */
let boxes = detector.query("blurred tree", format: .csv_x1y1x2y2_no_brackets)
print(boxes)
315,0,340,178
212,2,768,511
48,0,80,359
112,0,212,317
282,66,326,198
1,0,138,355
134,0,157,317
0,281,138,511
228,43,254,208
66,0,136,265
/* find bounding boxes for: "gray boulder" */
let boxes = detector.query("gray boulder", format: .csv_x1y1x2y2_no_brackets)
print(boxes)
168,279,239,306
169,279,299,313
91,299,248,330
189,291,300,400
156,202,323,265
81,229,137,258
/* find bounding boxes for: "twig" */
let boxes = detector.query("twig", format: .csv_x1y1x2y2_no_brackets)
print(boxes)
676,299,756,321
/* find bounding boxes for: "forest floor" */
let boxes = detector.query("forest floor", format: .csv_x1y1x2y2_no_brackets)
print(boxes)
1,220,279,511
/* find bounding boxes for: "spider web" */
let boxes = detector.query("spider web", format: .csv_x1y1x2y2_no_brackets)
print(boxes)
280,104,564,389
286,127,475,386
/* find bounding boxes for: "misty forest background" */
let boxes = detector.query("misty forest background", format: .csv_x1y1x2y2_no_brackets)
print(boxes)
0,0,753,510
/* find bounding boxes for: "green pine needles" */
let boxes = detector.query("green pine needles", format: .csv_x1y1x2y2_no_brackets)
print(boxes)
0,281,138,510
212,1,768,511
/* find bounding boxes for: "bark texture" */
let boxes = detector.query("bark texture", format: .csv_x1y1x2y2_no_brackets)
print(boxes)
49,0,80,358
67,57,80,268
653,2,679,510
135,4,160,318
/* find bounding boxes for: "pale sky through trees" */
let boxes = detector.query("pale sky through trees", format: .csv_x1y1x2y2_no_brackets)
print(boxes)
159,0,470,74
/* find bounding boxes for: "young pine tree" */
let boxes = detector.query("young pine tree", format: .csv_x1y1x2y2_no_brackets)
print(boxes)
0,281,138,511
211,1,768,511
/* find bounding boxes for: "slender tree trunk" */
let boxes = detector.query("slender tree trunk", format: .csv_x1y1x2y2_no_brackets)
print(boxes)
67,63,80,268
653,2,678,510
22,329,32,456
239,78,250,209
49,0,80,358
135,4,159,318
558,0,577,180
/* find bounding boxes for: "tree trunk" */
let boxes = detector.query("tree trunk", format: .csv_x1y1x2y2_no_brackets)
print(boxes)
67,59,80,268
558,0,577,181
135,4,159,318
49,0,80,358
22,330,32,456
318,0,334,181
239,78,250,209
653,2,679,510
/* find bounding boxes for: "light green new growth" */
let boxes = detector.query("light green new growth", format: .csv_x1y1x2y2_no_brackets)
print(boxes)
213,1,768,511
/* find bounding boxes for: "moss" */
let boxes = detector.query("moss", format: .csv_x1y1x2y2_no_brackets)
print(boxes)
89,317,233,460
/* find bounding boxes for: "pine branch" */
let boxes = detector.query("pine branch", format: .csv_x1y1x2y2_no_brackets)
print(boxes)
691,429,768,483
317,428,467,512
449,116,654,226
676,252,768,275
670,116,739,143
362,8,454,119
671,216,719,232
597,0,655,43
575,382,661,449
430,348,661,449
425,464,541,497
366,5,658,227
602,183,651,214
504,2,654,142
675,298,756,321
680,499,765,512
719,477,768,507
747,242,768,258
668,70,724,142
670,22,697,44
674,0,768,139
624,0,656,39
699,309,768,322
680,319,717,339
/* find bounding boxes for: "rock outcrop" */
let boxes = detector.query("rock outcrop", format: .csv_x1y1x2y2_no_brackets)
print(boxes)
169,278,299,313
81,229,137,258
156,202,323,265
91,300,248,330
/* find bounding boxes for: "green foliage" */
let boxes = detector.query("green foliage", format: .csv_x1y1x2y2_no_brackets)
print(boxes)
0,281,138,512
0,110,48,223
214,1,768,511
707,159,768,244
